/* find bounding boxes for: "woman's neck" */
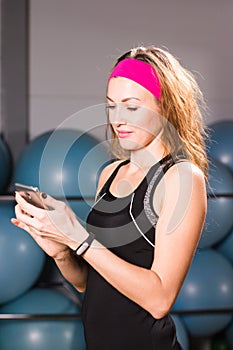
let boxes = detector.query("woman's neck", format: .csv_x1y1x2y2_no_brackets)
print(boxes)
130,138,168,171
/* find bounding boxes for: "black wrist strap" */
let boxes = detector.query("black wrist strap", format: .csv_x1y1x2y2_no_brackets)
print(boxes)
73,232,96,256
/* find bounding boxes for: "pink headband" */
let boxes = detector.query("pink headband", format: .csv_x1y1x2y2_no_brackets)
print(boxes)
109,58,161,100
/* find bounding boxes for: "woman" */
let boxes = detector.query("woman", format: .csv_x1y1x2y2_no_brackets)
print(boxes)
12,46,208,349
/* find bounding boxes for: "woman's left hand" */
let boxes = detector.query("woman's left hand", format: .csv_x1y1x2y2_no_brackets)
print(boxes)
13,192,88,250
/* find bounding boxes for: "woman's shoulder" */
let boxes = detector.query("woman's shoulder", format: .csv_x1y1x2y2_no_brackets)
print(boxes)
161,159,206,190
153,159,206,216
170,159,205,178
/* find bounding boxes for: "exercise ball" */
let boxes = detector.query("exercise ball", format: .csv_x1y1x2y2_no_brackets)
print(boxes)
207,120,233,174
199,159,233,248
216,227,233,265
14,129,110,223
14,129,110,197
171,315,189,350
172,249,233,337
0,287,86,350
207,158,233,196
0,201,45,304
0,136,12,193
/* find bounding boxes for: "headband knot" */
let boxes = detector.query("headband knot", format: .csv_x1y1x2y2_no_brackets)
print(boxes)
109,58,161,100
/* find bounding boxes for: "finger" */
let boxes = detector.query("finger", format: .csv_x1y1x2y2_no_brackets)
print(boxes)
11,217,44,242
15,204,43,230
12,217,75,249
11,217,32,233
15,192,46,218
11,218,21,226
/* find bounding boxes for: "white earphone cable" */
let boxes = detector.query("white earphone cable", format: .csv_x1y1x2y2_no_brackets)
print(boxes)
129,193,155,248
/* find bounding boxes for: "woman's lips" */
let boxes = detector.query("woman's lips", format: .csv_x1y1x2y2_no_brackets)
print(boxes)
117,130,133,138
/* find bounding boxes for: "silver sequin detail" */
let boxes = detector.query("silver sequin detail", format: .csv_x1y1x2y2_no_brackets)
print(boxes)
143,157,173,226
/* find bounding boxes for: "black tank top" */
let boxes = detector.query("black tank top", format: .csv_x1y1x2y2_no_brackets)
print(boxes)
82,153,183,350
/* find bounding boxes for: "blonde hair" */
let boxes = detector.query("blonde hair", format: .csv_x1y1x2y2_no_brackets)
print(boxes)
106,46,210,182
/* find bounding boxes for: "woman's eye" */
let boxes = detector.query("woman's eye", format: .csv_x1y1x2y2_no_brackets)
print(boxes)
127,106,139,111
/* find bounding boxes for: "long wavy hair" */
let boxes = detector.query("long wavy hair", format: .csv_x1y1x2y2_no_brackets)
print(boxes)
106,46,210,182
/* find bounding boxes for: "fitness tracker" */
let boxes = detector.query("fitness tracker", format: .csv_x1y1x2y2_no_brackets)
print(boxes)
74,232,96,256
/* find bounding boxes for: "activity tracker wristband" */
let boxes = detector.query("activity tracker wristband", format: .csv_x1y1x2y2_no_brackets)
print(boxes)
74,232,96,256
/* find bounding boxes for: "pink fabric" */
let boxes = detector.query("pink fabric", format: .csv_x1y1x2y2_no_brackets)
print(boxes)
109,58,161,100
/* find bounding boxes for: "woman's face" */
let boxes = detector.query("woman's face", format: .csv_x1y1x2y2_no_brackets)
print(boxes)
106,77,162,151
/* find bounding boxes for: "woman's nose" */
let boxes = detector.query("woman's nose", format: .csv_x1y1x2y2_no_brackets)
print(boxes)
110,104,127,124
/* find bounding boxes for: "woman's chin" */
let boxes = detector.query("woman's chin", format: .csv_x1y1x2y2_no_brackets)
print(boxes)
118,139,144,151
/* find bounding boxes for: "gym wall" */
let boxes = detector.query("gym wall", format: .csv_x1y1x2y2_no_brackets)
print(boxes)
29,0,233,140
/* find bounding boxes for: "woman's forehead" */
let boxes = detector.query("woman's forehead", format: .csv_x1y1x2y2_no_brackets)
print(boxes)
107,77,154,102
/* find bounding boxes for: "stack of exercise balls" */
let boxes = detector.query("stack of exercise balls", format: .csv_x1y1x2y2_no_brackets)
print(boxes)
0,288,86,350
172,120,233,349
0,128,110,349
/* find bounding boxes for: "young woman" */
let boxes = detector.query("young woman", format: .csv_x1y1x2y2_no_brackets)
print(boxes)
12,46,208,349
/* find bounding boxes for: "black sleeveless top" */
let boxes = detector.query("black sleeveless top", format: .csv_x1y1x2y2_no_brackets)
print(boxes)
82,154,183,350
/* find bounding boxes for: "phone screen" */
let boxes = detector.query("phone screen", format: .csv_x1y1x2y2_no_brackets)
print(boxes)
15,183,49,209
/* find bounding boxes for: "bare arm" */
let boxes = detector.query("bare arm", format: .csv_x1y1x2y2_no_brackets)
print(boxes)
81,161,207,318
54,249,88,292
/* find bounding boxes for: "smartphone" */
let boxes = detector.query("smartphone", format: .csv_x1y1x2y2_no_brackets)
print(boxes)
15,183,49,209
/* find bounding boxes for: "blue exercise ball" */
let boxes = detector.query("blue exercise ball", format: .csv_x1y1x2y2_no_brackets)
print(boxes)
207,120,233,174
14,129,110,222
0,201,45,304
0,136,12,193
172,249,233,337
207,158,233,196
0,287,86,350
14,129,110,197
216,227,233,265
171,315,189,350
199,159,233,248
